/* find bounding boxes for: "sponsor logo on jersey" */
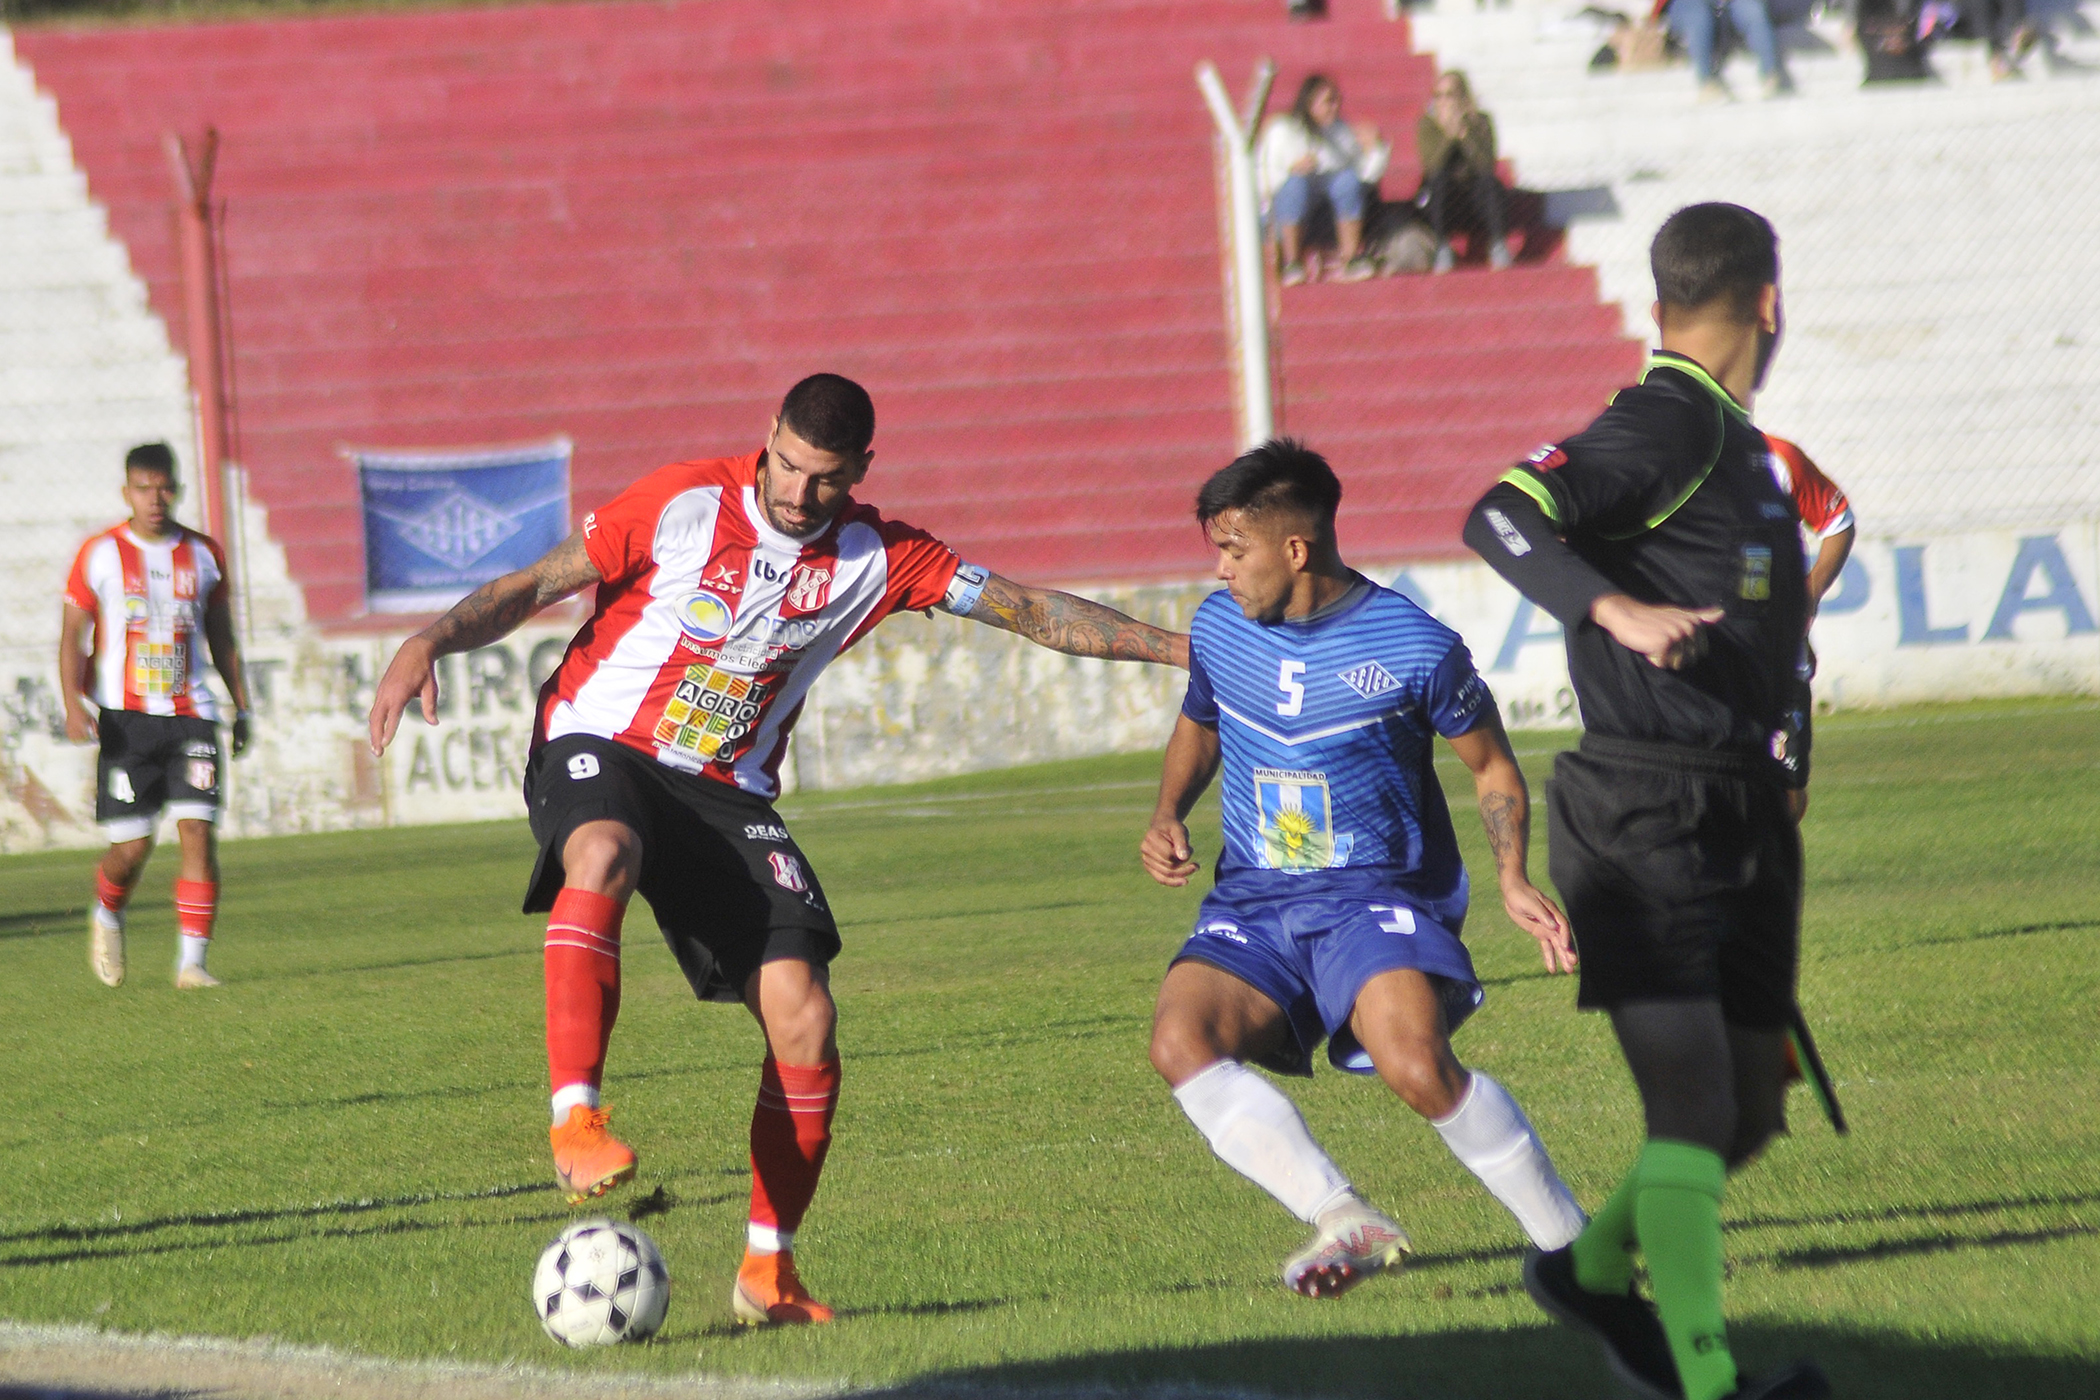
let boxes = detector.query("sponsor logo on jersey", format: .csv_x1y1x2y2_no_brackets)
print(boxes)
582,511,598,538
1448,672,1488,723
751,556,787,583
123,595,150,623
1527,444,1567,470
652,662,775,764
1254,767,1337,873
744,823,790,843
783,564,832,614
768,852,809,892
1483,508,1531,557
1739,544,1773,601
705,563,741,591
1337,659,1401,700
132,642,187,697
676,590,735,643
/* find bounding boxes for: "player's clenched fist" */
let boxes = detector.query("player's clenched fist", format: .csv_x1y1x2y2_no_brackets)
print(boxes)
1141,818,1201,887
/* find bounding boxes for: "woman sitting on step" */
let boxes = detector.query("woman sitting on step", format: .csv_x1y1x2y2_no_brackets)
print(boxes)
1256,73,1392,286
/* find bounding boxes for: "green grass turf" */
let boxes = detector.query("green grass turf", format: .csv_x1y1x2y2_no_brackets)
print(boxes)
1,697,2095,1396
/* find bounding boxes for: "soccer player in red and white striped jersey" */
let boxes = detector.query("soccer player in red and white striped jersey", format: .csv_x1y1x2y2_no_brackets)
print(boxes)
1762,435,1855,619
60,443,252,990
368,375,1188,1325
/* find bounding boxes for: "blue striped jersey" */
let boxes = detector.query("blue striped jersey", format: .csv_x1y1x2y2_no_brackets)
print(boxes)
1181,578,1494,926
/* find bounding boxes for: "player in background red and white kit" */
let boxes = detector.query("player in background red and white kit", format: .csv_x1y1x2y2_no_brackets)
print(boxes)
1763,435,1854,621
367,375,1189,1326
60,443,253,990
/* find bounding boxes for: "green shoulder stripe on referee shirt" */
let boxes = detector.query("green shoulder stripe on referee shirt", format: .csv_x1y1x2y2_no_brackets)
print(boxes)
1598,352,1746,539
1495,468,1562,526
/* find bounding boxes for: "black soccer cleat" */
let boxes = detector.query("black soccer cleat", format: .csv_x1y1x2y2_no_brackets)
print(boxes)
1725,1360,1831,1400
1523,1246,1683,1400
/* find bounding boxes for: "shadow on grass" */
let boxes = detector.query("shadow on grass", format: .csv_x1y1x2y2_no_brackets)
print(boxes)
0,907,91,940
858,1322,2097,1400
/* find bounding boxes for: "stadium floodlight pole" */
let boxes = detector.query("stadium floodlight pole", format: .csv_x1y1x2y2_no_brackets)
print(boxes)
1196,60,1276,449
165,129,233,550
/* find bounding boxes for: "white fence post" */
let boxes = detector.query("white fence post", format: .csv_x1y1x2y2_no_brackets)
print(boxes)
1196,60,1275,449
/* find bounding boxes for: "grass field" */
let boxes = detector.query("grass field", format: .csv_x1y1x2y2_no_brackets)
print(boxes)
1,699,2096,1398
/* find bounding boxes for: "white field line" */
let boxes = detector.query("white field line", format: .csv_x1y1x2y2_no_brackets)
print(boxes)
0,1318,1338,1400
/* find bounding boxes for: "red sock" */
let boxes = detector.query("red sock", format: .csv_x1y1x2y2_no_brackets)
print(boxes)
95,869,133,916
545,888,625,1099
748,1055,841,1246
174,879,217,939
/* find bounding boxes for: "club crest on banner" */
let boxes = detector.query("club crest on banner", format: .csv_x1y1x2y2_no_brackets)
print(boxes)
353,438,572,614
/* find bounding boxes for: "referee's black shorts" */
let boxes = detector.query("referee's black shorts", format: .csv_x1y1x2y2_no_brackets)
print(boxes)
1547,733,1800,1030
522,733,840,1004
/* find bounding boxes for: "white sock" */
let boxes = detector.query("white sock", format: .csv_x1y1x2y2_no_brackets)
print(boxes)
178,935,209,971
550,1081,599,1124
1173,1060,1354,1224
1431,1071,1588,1249
747,1222,792,1254
94,905,124,931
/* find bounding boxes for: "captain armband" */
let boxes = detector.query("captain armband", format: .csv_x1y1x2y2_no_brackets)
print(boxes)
939,561,990,617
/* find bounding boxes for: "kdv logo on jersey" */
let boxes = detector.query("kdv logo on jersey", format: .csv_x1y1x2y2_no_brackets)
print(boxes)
1254,767,1339,872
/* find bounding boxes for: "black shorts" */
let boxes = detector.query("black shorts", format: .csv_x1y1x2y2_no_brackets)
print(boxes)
523,734,840,1003
95,710,222,838
1547,733,1800,1030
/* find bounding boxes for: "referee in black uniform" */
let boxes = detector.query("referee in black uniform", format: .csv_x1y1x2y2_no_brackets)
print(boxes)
1463,204,1825,1400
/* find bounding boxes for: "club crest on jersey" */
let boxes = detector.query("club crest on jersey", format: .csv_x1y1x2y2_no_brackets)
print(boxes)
1337,660,1400,700
1526,443,1568,470
783,564,832,614
677,590,735,643
768,852,809,892
1254,767,1338,873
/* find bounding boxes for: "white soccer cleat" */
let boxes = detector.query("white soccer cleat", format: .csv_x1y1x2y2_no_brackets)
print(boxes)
89,911,125,987
1282,1197,1412,1298
175,964,222,990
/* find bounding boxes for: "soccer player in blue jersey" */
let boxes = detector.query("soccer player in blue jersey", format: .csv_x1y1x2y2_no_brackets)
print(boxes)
1141,439,1588,1298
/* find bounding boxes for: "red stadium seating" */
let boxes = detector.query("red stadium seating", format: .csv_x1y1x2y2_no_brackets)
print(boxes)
18,0,1639,622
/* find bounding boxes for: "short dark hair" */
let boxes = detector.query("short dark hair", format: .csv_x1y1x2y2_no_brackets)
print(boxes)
778,374,876,457
1650,203,1778,322
124,442,178,479
1195,437,1342,537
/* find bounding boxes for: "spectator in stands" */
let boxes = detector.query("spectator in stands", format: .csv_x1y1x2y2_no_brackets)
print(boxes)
1257,74,1392,286
1668,0,1795,99
1955,0,2038,78
1416,70,1510,274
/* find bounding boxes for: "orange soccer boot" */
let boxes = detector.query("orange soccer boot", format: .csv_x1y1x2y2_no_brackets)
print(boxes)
732,1249,834,1325
549,1104,637,1205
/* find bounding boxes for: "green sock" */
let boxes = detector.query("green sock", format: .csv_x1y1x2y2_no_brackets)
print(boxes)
1635,1139,1737,1400
1569,1157,1642,1293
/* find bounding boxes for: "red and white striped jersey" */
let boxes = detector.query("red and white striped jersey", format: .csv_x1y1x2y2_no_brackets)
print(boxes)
63,524,229,720
535,451,965,798
1765,436,1854,541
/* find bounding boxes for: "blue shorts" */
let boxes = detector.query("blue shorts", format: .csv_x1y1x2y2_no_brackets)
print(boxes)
1173,873,1483,1078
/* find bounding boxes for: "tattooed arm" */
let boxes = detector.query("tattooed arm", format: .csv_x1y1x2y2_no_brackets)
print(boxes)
367,533,602,754
958,572,1190,669
1445,708,1576,973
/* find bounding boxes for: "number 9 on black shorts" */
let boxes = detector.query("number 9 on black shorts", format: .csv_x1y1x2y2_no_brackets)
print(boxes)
522,734,841,1003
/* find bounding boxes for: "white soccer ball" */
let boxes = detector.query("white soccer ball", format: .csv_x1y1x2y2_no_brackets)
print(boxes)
533,1217,670,1346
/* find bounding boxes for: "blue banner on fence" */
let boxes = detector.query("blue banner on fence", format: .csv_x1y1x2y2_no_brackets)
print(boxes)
355,439,572,614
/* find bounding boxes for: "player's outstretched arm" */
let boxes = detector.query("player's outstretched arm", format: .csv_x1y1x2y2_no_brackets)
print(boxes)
203,590,255,758
367,532,602,755
965,573,1190,669
57,603,97,744
1444,710,1576,974
1140,715,1220,887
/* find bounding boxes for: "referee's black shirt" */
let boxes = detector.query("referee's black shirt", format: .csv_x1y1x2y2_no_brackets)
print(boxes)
1462,352,1808,761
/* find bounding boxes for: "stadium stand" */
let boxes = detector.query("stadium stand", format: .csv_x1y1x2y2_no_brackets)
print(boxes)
1406,0,2100,540
0,32,193,691
10,0,1637,625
